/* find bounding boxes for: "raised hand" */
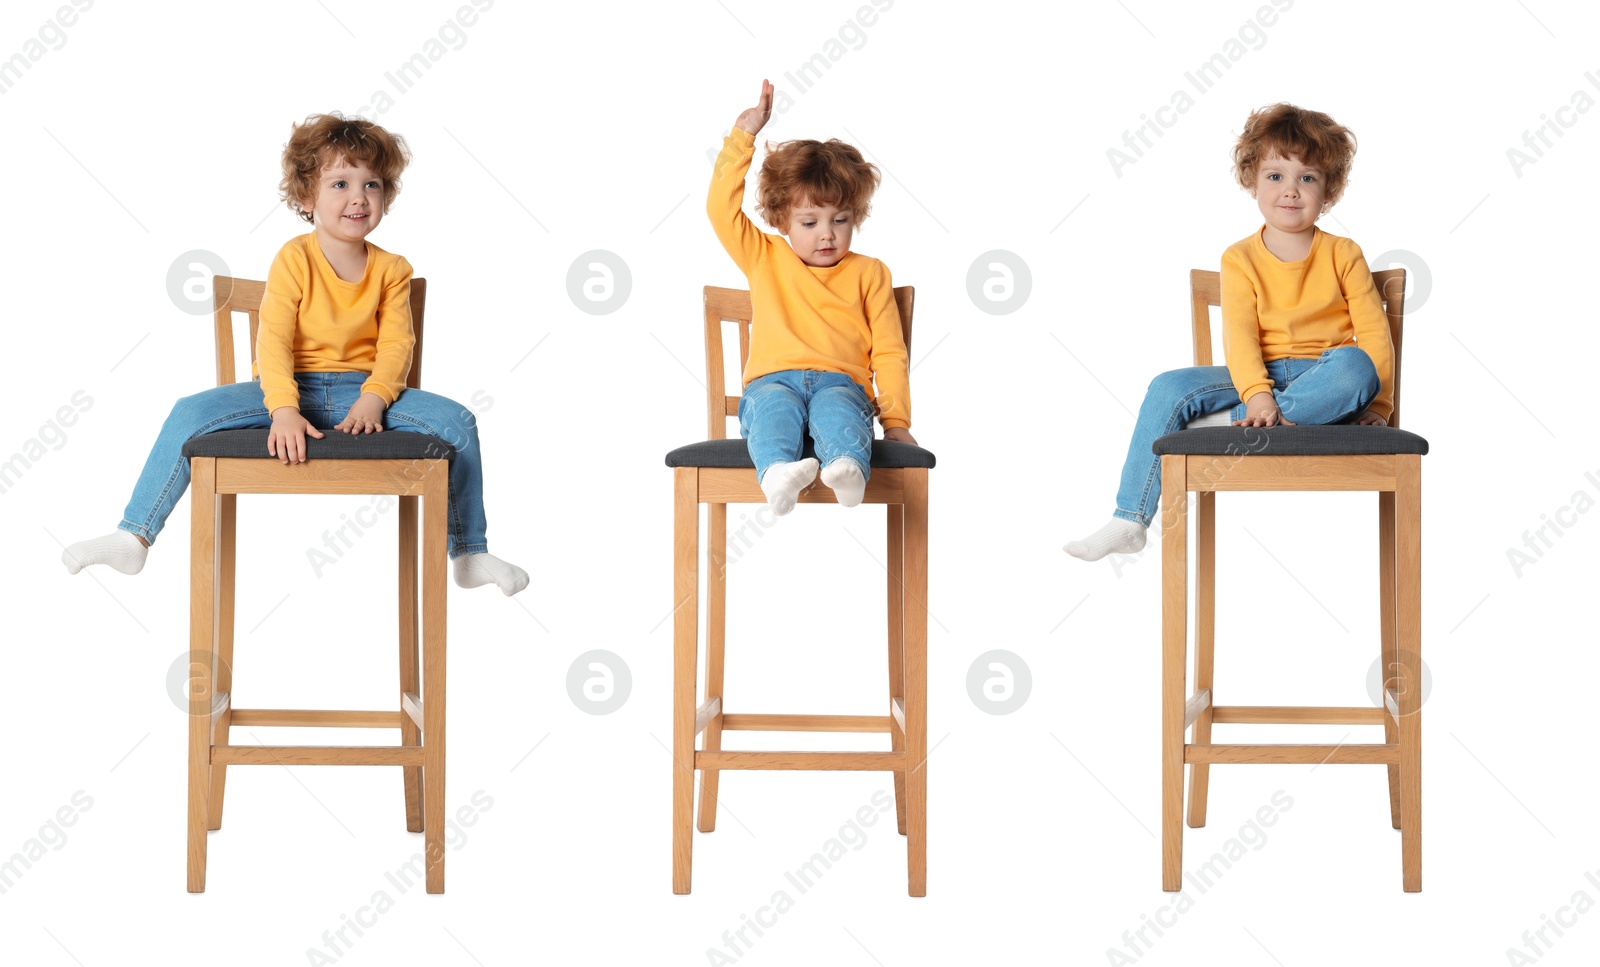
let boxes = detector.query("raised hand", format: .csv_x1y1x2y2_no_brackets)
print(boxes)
735,79,774,136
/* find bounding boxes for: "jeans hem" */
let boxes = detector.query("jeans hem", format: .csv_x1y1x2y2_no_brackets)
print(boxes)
1112,508,1150,528
117,521,155,544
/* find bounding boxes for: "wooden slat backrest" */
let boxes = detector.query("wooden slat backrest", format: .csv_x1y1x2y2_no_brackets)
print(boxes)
1188,267,1407,429
210,276,428,390
701,285,915,440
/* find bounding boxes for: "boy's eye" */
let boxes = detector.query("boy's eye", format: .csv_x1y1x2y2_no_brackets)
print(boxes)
1300,174,1317,183
366,181,381,189
333,180,347,188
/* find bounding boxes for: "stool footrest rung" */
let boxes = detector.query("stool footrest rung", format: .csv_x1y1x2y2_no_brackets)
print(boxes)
695,751,906,771
1185,743,1397,765
1208,705,1387,725
718,713,894,733
212,745,423,766
228,708,404,728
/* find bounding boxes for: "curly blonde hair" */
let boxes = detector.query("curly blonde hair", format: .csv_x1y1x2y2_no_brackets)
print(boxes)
756,138,881,229
1233,103,1356,210
279,113,411,224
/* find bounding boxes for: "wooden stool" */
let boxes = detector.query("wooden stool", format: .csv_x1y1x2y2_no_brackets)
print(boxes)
182,276,451,893
665,285,936,896
1156,268,1428,891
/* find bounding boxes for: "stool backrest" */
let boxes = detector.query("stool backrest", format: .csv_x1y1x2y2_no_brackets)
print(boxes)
1189,267,1407,429
700,285,915,440
208,276,428,390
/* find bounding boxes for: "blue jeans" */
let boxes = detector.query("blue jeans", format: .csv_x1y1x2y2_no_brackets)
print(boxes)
119,372,490,558
738,370,874,483
1113,347,1380,526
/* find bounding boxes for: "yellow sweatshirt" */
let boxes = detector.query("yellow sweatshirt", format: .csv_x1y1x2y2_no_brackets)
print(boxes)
1221,226,1395,421
255,233,415,414
707,128,911,430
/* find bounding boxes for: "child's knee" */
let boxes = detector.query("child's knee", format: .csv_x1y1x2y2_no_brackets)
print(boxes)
1327,346,1379,393
1146,367,1204,402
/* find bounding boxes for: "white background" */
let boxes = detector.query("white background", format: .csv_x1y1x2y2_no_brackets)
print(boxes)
2,0,1597,964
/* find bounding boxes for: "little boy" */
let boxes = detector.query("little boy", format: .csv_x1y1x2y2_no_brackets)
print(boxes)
65,113,527,595
1067,102,1394,561
708,79,916,515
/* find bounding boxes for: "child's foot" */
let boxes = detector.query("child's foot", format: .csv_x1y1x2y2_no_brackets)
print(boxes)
820,457,867,507
453,552,529,596
759,458,819,516
1064,518,1147,562
1187,411,1233,428
62,530,148,575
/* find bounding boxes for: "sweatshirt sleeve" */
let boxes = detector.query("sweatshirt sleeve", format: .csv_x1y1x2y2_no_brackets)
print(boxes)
1336,240,1396,422
706,127,766,273
865,261,911,430
1220,249,1273,406
361,255,416,406
257,244,307,413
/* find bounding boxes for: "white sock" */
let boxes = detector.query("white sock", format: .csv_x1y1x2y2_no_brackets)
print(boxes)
759,458,819,516
63,530,148,575
1064,518,1147,562
1187,410,1233,428
453,552,530,596
820,457,867,507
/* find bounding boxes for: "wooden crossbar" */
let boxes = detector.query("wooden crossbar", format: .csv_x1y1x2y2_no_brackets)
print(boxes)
1208,705,1387,725
694,751,907,771
1184,744,1398,765
719,713,893,733
228,708,403,728
211,746,424,766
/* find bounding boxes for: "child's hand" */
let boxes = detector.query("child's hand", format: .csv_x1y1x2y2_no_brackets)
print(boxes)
335,392,387,434
268,406,325,464
884,427,918,445
1351,410,1388,426
1234,391,1294,427
735,79,774,136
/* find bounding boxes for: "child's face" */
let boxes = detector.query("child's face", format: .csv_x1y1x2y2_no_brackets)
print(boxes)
1251,152,1325,236
303,156,385,245
782,197,855,268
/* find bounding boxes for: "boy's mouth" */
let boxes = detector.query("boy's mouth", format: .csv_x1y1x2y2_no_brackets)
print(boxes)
344,213,369,221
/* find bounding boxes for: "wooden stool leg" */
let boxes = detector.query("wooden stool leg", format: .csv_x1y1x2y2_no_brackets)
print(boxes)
187,458,218,892
696,503,727,833
886,500,909,836
903,471,928,897
1186,491,1215,828
422,467,449,894
398,495,424,833
672,468,700,894
207,493,237,831
1395,456,1422,892
1160,455,1188,891
1377,490,1401,829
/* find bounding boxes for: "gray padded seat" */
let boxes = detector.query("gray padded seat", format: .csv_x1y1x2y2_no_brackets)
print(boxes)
1153,425,1428,457
182,428,456,461
665,437,936,469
